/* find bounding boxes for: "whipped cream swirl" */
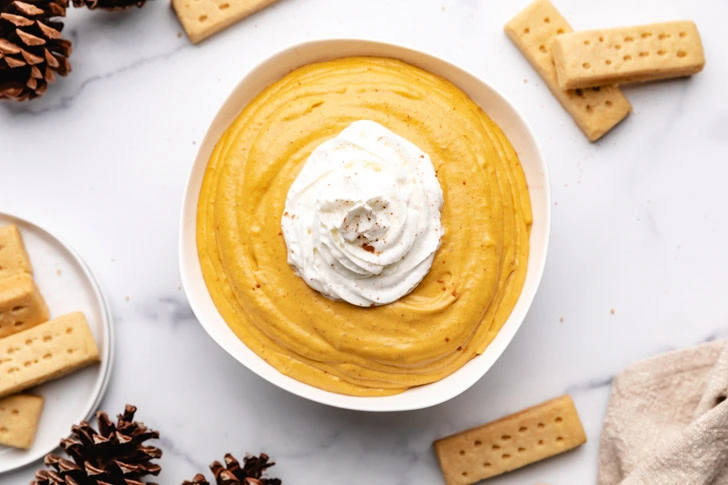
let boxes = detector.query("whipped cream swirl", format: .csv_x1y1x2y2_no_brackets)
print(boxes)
281,120,444,307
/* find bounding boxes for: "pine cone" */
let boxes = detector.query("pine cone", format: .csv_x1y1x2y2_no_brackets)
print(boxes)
183,453,282,485
71,0,145,11
33,404,162,485
0,0,71,100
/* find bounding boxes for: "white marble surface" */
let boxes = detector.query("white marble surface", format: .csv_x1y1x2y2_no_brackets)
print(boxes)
1,0,727,483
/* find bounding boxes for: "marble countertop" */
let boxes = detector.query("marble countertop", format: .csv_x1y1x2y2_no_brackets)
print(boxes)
2,0,727,483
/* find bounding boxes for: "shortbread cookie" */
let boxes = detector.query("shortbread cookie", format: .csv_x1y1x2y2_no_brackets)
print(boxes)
0,312,100,398
0,273,49,339
433,395,586,485
551,21,705,89
504,0,631,141
172,0,279,44
0,225,33,279
0,393,44,449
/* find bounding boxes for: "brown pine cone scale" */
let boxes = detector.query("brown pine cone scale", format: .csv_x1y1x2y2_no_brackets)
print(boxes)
0,0,70,100
71,0,145,11
33,405,162,485
183,453,282,485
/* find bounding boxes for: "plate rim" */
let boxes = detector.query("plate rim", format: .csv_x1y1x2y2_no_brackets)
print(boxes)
0,211,114,474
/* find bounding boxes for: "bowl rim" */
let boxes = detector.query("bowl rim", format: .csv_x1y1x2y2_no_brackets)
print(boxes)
179,38,551,412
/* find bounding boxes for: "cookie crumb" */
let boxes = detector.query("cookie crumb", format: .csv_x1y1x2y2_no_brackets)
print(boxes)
610,308,615,315
125,296,130,302
559,316,564,322
177,31,182,38
56,269,62,276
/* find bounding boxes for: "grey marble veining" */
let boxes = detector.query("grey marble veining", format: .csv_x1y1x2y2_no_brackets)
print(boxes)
2,0,727,483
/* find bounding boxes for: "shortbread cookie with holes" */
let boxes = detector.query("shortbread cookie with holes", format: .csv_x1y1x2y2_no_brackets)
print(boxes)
0,393,44,449
0,272,49,339
172,0,279,44
505,0,631,141
551,21,705,89
0,224,33,279
433,395,586,485
0,311,100,398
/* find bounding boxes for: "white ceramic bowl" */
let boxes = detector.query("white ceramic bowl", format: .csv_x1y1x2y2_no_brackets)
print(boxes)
179,39,550,412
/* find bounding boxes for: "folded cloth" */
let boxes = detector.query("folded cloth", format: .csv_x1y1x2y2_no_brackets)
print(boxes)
598,340,728,485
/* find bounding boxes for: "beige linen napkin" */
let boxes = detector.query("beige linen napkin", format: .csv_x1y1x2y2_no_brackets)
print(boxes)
598,340,728,485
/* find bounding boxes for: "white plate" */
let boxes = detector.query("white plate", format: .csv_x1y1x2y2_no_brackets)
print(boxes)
179,39,550,412
0,212,113,473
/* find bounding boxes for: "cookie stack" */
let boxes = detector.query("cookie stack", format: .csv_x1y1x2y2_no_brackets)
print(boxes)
0,224,99,450
505,0,705,142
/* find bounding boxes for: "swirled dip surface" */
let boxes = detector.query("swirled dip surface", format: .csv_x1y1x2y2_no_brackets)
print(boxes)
197,57,533,396
281,120,444,307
